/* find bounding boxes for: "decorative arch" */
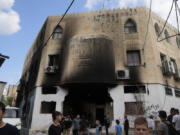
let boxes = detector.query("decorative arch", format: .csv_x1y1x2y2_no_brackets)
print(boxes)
52,26,63,39
154,23,161,37
124,19,137,34
164,29,171,43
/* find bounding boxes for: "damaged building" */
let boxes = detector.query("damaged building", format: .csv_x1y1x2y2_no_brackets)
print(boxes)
17,7,180,135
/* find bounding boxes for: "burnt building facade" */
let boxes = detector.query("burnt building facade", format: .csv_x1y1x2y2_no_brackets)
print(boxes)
17,7,180,135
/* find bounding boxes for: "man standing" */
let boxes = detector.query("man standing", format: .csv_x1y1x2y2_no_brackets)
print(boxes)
63,114,72,135
172,109,180,133
73,114,81,135
96,120,102,135
167,108,175,124
115,120,122,135
158,110,169,135
48,111,63,135
104,116,110,135
0,102,19,135
134,117,149,135
124,115,129,135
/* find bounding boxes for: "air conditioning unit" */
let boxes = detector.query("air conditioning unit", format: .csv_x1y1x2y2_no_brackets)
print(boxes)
174,69,180,80
117,70,130,80
45,66,57,74
162,60,172,75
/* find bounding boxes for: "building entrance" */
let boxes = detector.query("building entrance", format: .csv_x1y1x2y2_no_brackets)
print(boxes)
63,84,113,126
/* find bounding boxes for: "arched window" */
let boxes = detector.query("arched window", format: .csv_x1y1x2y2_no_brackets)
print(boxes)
124,19,137,34
52,26,63,39
164,29,171,43
154,23,161,37
176,36,180,48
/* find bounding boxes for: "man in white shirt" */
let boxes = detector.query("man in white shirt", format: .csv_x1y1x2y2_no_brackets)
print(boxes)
147,116,155,135
172,109,180,133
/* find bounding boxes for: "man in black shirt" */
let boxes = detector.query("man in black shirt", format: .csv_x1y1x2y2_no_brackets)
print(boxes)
167,108,175,124
124,115,129,135
48,111,63,135
0,102,18,135
63,114,72,135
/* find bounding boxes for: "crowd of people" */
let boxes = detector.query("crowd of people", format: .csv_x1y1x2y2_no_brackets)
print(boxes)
48,108,180,135
1,100,180,135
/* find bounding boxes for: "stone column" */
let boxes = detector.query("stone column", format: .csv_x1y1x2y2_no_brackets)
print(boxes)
108,85,125,125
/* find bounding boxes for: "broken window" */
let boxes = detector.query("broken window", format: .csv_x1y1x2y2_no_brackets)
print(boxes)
124,19,137,34
165,87,173,96
52,26,63,39
48,55,59,66
176,36,180,48
127,50,141,66
124,85,146,94
42,87,57,94
154,23,161,37
175,89,180,98
164,29,171,43
40,101,56,114
125,102,144,115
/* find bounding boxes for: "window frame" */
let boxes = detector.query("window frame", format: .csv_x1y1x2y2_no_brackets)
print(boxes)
127,50,141,67
175,89,180,98
165,87,173,96
176,36,180,49
164,29,171,43
154,23,161,37
124,19,137,34
52,26,63,39
48,55,59,67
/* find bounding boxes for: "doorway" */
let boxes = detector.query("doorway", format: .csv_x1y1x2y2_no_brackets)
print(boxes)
63,84,113,125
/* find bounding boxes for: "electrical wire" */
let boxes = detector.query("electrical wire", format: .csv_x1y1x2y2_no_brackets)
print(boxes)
157,0,175,41
142,0,152,49
175,1,180,34
42,0,75,48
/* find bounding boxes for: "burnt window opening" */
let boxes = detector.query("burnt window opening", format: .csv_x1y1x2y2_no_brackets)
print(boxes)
48,55,59,67
127,50,141,66
42,87,57,94
154,23,161,37
40,101,56,114
125,102,144,115
52,26,63,39
164,29,171,43
124,85,146,94
176,36,180,48
124,19,137,34
165,87,173,96
175,89,180,98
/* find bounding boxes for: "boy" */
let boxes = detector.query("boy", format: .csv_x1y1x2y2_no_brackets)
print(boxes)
48,111,63,135
134,117,149,135
115,120,122,135
0,102,18,135
95,120,102,135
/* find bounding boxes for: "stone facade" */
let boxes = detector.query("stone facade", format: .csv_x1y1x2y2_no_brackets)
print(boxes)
17,7,180,135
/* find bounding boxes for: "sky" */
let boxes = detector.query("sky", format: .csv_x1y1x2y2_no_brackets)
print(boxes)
0,0,179,86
